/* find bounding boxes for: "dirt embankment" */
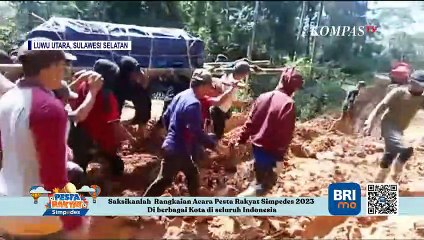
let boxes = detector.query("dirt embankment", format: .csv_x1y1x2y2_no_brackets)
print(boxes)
79,93,424,239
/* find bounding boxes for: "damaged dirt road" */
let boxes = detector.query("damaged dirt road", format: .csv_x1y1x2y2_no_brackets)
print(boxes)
78,100,424,239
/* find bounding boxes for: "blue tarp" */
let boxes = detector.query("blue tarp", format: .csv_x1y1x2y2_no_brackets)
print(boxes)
26,17,204,68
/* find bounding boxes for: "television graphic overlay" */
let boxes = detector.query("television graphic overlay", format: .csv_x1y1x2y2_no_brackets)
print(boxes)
328,182,361,216
29,183,101,216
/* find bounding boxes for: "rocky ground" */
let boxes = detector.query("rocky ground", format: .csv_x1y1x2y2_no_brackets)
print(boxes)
76,100,424,239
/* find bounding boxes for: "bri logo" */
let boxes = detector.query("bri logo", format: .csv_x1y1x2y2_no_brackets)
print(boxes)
328,182,361,216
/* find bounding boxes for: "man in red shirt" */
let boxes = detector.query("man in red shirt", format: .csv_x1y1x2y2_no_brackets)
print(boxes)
69,59,136,177
234,67,304,196
0,40,84,238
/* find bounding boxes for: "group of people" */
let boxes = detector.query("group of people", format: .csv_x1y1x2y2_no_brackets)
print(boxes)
332,60,424,183
0,39,179,237
1,36,422,238
0,38,305,238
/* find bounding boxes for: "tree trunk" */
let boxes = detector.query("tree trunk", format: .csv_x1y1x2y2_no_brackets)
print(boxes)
309,1,324,77
296,1,307,42
311,1,324,63
294,1,307,59
247,1,260,60
305,3,312,56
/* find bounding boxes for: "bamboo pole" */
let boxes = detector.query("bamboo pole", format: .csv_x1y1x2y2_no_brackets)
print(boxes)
296,1,307,42
30,12,46,23
247,1,260,60
204,60,271,66
309,1,324,77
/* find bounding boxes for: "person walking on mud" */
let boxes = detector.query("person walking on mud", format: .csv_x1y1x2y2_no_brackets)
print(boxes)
210,61,250,139
331,81,366,133
54,72,104,188
115,56,152,141
363,70,424,183
234,67,304,197
0,42,87,238
143,70,219,197
69,59,136,177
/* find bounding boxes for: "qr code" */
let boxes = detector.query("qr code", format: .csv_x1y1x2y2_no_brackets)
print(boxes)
366,183,399,216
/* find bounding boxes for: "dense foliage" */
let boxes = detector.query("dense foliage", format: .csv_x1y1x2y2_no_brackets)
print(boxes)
0,1,422,120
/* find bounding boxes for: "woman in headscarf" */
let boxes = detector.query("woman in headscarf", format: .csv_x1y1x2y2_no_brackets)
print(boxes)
69,59,136,177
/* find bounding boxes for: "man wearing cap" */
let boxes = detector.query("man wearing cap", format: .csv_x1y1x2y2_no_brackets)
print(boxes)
0,40,87,238
69,59,136,177
143,70,219,197
115,56,151,138
364,70,424,183
210,61,250,139
215,54,228,62
234,67,304,197
0,49,21,82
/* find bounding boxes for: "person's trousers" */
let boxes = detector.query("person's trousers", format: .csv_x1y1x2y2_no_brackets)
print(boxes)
68,124,95,172
156,99,172,128
132,92,151,125
68,124,124,176
116,90,151,125
252,145,278,195
192,144,206,163
210,106,231,139
2,231,63,240
143,150,200,197
380,121,413,169
67,161,85,189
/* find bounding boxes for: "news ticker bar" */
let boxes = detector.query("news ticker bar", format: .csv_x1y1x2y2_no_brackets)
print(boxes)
0,197,422,216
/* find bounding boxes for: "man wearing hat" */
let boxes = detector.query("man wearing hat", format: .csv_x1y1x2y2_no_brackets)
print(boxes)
364,70,424,183
0,39,86,238
0,49,21,82
215,54,228,62
210,61,250,139
143,70,219,197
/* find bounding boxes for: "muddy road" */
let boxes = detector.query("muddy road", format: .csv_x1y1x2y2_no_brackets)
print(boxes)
74,99,424,239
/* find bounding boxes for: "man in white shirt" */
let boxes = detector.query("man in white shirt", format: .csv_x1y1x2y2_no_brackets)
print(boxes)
0,73,15,97
0,73,15,169
210,61,250,139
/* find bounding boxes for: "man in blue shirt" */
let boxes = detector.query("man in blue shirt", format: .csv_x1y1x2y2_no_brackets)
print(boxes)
143,70,218,197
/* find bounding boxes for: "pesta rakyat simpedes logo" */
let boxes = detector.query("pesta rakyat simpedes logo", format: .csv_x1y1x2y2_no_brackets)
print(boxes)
303,25,378,37
29,183,101,216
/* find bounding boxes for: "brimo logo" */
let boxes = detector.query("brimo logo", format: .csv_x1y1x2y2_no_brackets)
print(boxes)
304,25,378,37
335,189,357,208
328,182,361,216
